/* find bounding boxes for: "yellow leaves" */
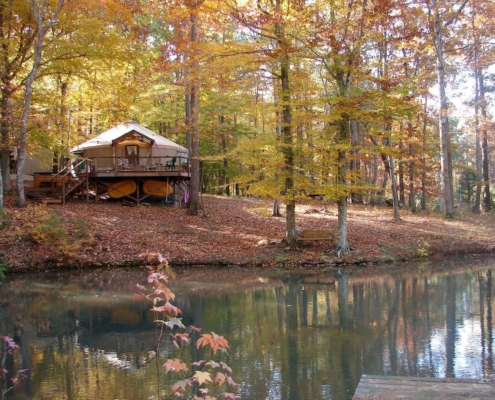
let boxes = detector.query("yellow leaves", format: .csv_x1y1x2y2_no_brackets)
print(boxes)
214,372,226,386
193,370,212,385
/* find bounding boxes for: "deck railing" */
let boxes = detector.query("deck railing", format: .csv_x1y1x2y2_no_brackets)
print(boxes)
76,156,190,175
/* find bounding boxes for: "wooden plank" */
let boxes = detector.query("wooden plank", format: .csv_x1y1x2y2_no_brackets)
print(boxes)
298,229,333,241
353,375,495,399
42,198,62,204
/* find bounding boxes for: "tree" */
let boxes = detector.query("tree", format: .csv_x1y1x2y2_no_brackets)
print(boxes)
0,0,38,198
426,0,468,218
308,0,374,253
466,0,494,213
15,0,66,207
227,0,305,245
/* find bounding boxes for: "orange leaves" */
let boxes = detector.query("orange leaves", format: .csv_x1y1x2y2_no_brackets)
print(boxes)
152,301,180,316
163,358,189,374
196,332,230,354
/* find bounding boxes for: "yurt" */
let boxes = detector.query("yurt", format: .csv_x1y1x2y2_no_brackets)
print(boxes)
70,121,188,170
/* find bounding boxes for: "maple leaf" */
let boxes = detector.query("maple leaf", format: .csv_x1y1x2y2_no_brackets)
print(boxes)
220,362,232,374
172,379,192,393
222,393,241,400
155,284,175,302
173,332,190,344
192,360,206,368
0,335,18,350
206,361,220,369
163,359,188,374
227,376,237,387
214,372,226,386
152,301,180,316
196,332,229,354
164,317,185,329
193,371,212,385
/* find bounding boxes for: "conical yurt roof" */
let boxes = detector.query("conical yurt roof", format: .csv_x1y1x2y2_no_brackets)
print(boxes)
71,121,188,154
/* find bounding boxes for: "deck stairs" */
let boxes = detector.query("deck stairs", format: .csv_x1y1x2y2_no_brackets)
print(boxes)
26,177,87,204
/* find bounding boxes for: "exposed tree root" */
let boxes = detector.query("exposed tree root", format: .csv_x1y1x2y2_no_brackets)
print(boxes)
323,245,353,258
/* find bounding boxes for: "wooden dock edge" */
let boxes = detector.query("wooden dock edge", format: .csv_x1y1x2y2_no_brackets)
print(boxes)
353,374,495,399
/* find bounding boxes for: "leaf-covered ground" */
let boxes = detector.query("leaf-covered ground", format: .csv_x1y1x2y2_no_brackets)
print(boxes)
1,193,494,272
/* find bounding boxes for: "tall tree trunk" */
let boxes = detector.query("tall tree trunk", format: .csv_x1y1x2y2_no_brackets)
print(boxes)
187,12,200,216
473,70,482,213
433,9,455,218
408,124,416,212
421,98,428,210
17,0,65,207
350,120,363,204
0,88,13,194
336,111,350,253
398,140,405,206
272,199,281,217
385,133,400,220
429,0,468,217
389,153,401,220
478,70,492,212
0,163,3,210
275,14,297,246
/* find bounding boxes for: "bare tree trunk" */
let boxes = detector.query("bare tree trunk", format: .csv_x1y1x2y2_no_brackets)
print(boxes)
187,12,200,216
421,98,428,210
408,125,416,212
350,120,362,204
0,95,12,194
17,0,65,207
433,12,455,218
389,153,401,220
0,164,3,210
275,15,297,246
272,199,281,217
429,0,468,218
478,70,492,213
336,113,350,253
398,140,405,206
473,69,482,213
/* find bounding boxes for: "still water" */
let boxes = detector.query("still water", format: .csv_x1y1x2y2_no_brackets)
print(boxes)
1,257,494,399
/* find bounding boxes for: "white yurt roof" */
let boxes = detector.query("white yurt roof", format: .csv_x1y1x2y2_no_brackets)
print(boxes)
71,121,188,154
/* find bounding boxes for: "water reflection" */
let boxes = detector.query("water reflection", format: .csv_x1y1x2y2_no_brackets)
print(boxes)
0,258,495,399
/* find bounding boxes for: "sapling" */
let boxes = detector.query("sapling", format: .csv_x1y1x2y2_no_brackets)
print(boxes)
0,335,28,399
135,253,240,400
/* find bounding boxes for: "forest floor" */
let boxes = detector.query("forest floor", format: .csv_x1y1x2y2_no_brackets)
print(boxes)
1,192,494,273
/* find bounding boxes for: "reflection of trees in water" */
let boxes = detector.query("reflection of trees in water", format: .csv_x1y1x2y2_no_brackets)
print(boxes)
224,267,495,399
1,264,495,399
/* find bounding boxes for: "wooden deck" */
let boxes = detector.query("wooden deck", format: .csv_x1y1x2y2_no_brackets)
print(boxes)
28,157,191,204
353,375,495,399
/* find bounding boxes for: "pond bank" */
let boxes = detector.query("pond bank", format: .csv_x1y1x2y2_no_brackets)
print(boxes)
1,194,494,273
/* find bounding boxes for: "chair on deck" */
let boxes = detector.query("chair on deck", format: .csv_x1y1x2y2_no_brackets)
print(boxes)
165,157,177,170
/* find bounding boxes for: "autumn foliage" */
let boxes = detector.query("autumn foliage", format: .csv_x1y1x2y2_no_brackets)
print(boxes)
135,252,239,400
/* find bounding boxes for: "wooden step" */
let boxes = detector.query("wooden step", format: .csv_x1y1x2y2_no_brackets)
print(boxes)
41,198,62,204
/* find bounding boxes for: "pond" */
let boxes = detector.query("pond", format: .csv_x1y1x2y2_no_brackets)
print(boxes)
1,256,494,399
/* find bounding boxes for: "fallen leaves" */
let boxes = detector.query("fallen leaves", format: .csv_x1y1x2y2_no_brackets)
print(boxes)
1,194,495,271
